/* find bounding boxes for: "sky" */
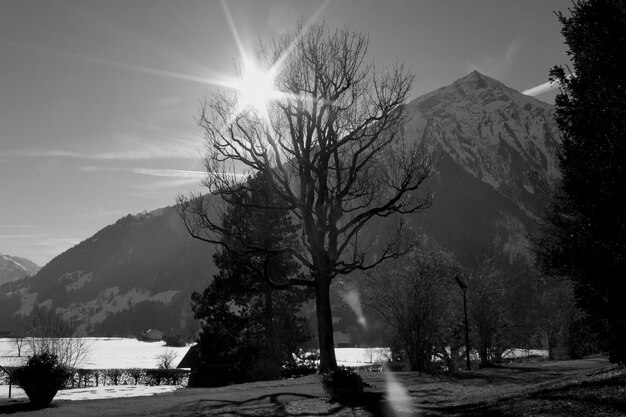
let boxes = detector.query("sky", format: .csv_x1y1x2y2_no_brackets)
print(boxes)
0,0,572,266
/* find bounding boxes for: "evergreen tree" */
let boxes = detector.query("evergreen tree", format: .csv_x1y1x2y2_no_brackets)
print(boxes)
191,173,311,384
535,0,626,363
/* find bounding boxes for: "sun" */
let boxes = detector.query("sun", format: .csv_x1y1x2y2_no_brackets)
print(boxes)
235,63,278,117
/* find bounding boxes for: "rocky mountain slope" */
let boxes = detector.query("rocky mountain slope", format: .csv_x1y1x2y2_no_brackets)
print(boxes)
0,71,560,336
406,71,560,265
0,253,40,285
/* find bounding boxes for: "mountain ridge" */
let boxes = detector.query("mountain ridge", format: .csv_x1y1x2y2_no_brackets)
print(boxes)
0,71,560,336
0,252,40,285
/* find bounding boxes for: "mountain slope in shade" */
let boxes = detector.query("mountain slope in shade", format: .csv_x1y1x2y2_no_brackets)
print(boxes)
0,71,560,336
0,207,216,336
0,253,40,285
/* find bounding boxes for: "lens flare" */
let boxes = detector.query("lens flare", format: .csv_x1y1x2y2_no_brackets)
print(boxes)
341,288,367,329
384,366,419,416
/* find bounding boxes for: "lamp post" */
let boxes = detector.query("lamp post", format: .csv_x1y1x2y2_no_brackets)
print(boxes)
455,275,471,371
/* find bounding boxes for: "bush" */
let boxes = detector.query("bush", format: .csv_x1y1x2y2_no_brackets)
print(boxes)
321,367,369,401
282,351,319,379
106,368,123,385
145,369,189,386
12,353,71,408
12,352,71,383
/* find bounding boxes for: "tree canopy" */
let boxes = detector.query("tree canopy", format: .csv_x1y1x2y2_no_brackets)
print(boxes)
535,0,626,364
179,22,433,371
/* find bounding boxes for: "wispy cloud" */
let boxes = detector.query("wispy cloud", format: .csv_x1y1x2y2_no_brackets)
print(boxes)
468,38,522,80
77,166,207,194
522,80,559,96
1,135,201,161
78,166,206,179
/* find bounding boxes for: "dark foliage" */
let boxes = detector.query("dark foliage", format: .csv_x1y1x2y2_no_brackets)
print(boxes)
281,351,319,379
191,173,312,386
12,352,71,384
12,353,72,408
322,367,370,401
535,0,626,364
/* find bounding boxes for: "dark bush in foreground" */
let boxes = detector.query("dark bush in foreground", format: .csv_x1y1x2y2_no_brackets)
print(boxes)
145,369,190,385
12,353,71,408
282,351,319,379
322,367,369,401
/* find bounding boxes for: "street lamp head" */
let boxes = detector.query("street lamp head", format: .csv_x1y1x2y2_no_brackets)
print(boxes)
455,275,467,290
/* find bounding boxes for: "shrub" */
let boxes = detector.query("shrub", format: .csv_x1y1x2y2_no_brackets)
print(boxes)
12,353,71,408
321,367,369,401
127,368,143,385
282,351,319,379
145,369,189,386
12,353,71,383
106,368,123,385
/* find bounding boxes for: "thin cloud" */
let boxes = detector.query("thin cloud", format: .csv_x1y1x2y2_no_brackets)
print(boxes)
522,80,559,96
133,168,206,178
468,38,522,79
1,136,201,161
78,166,206,179
127,177,204,191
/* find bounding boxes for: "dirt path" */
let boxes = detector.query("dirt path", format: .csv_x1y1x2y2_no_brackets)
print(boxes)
0,357,615,417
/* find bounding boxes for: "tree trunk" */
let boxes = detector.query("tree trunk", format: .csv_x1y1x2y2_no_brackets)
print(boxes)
261,285,281,380
315,276,337,372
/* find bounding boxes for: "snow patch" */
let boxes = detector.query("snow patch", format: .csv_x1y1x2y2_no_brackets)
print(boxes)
523,183,535,194
64,287,180,326
58,271,93,292
15,289,38,316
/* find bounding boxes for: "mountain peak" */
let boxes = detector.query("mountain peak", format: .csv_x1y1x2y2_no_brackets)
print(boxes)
453,70,510,95
0,252,40,285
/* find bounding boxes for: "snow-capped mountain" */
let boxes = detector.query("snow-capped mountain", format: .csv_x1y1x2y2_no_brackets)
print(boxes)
0,71,560,336
408,70,560,218
0,252,40,285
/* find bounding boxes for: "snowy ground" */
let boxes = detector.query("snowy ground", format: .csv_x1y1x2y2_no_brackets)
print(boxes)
0,338,391,401
0,338,391,369
0,337,191,369
0,384,182,402
0,338,548,403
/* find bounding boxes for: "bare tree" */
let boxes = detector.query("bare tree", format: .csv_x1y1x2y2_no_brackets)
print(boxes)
24,306,91,369
156,349,177,370
12,335,26,357
362,242,458,372
178,22,433,371
467,259,511,367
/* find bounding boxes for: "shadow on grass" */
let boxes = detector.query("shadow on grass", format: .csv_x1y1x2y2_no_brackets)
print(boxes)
420,368,626,417
164,391,395,416
0,400,61,415
164,392,333,416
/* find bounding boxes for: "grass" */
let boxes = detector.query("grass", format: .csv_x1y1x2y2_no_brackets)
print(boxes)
0,356,623,416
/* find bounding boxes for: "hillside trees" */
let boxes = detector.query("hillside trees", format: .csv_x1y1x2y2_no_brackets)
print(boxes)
534,0,626,364
188,172,311,384
178,22,433,371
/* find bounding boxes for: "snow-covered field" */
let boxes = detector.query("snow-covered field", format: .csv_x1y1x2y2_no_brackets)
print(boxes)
0,384,182,402
0,337,190,369
0,338,548,403
0,338,391,401
0,338,391,370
